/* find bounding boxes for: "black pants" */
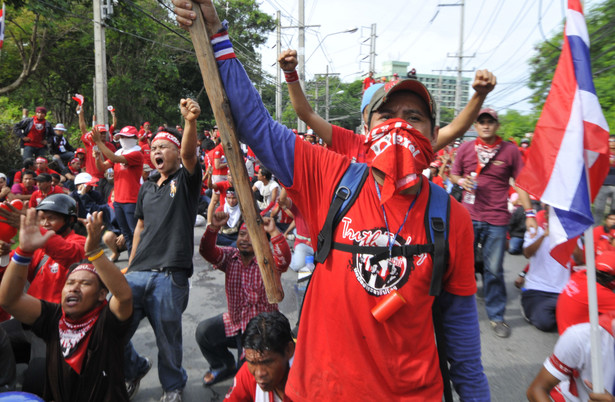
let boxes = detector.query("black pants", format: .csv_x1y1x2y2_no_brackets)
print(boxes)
0,319,46,396
195,314,242,371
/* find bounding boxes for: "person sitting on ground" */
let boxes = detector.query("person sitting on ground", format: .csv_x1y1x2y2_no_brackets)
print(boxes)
0,210,133,402
0,174,10,202
215,188,243,247
29,173,65,208
62,158,84,191
12,158,35,185
34,157,61,178
507,193,526,255
50,123,75,171
521,208,571,332
526,311,615,402
196,213,290,386
557,250,615,334
252,168,279,216
594,212,615,255
9,170,37,202
70,172,107,221
224,311,295,402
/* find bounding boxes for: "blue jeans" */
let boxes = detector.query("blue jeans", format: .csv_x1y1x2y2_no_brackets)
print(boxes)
52,151,74,170
473,221,508,322
507,236,524,255
521,289,559,332
124,270,190,392
113,202,137,254
22,146,47,161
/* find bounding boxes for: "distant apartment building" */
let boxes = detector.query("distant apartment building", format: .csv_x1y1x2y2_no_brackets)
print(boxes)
380,61,471,110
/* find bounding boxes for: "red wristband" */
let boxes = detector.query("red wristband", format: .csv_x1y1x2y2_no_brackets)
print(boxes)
284,70,299,83
15,246,34,258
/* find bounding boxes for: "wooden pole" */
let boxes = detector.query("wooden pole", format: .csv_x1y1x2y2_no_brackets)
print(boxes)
186,4,283,303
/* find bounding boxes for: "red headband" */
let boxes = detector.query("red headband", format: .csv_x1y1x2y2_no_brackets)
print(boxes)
152,132,181,149
69,263,100,280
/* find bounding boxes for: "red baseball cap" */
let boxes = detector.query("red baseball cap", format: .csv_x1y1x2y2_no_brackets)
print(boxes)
478,108,499,122
118,126,138,137
94,124,108,132
75,148,86,155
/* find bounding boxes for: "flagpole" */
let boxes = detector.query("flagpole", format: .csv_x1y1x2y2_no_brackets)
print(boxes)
583,170,604,393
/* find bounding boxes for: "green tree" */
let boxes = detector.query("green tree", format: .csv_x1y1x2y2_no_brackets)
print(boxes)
528,0,615,129
0,0,276,173
498,110,539,144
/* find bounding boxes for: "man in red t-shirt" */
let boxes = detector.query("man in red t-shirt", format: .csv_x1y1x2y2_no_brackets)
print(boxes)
593,212,615,255
451,108,535,338
29,173,65,208
9,170,37,202
13,106,54,161
211,141,228,183
34,157,60,177
362,71,375,93
92,125,143,254
556,251,615,334
224,312,294,402
77,105,117,181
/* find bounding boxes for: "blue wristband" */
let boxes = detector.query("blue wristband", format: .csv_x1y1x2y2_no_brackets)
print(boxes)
12,252,32,265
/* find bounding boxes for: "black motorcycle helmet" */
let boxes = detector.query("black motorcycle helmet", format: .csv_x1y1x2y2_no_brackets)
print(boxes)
36,194,77,235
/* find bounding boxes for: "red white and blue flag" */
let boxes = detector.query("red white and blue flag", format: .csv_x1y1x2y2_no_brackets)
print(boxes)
516,0,610,264
0,3,6,49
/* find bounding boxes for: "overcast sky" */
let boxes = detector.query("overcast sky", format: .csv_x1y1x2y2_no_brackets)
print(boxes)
252,0,602,115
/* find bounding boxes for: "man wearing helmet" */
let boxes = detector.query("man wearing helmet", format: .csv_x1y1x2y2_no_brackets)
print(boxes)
0,194,85,394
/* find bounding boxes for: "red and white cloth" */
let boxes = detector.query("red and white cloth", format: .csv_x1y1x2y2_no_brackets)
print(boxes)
544,319,615,401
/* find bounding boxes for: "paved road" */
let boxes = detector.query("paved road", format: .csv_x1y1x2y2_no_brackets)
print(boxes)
127,227,558,402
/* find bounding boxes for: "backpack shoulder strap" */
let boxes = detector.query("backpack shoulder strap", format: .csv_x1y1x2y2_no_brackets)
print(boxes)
315,163,369,264
425,181,450,296
426,181,453,402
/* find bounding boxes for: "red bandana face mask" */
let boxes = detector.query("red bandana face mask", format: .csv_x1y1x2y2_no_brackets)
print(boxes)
59,300,107,374
365,118,434,204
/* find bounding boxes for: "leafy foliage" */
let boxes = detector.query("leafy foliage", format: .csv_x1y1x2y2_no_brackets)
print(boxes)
0,0,276,172
528,0,615,129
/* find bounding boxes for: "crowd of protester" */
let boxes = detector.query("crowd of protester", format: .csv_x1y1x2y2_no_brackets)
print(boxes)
0,1,614,400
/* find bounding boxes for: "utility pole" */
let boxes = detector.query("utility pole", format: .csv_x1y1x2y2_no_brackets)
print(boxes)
432,69,448,127
93,0,110,126
297,0,306,132
325,65,330,121
439,1,474,116
369,23,377,74
279,2,318,131
275,11,282,122
455,0,465,116
315,66,339,122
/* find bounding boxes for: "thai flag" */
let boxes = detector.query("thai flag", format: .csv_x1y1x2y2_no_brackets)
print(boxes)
515,0,610,264
0,3,5,49
72,94,84,106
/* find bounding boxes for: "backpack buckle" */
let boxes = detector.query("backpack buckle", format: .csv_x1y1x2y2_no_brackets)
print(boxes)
335,186,351,201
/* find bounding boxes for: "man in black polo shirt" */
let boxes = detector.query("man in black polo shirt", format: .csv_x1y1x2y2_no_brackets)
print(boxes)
123,98,202,402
